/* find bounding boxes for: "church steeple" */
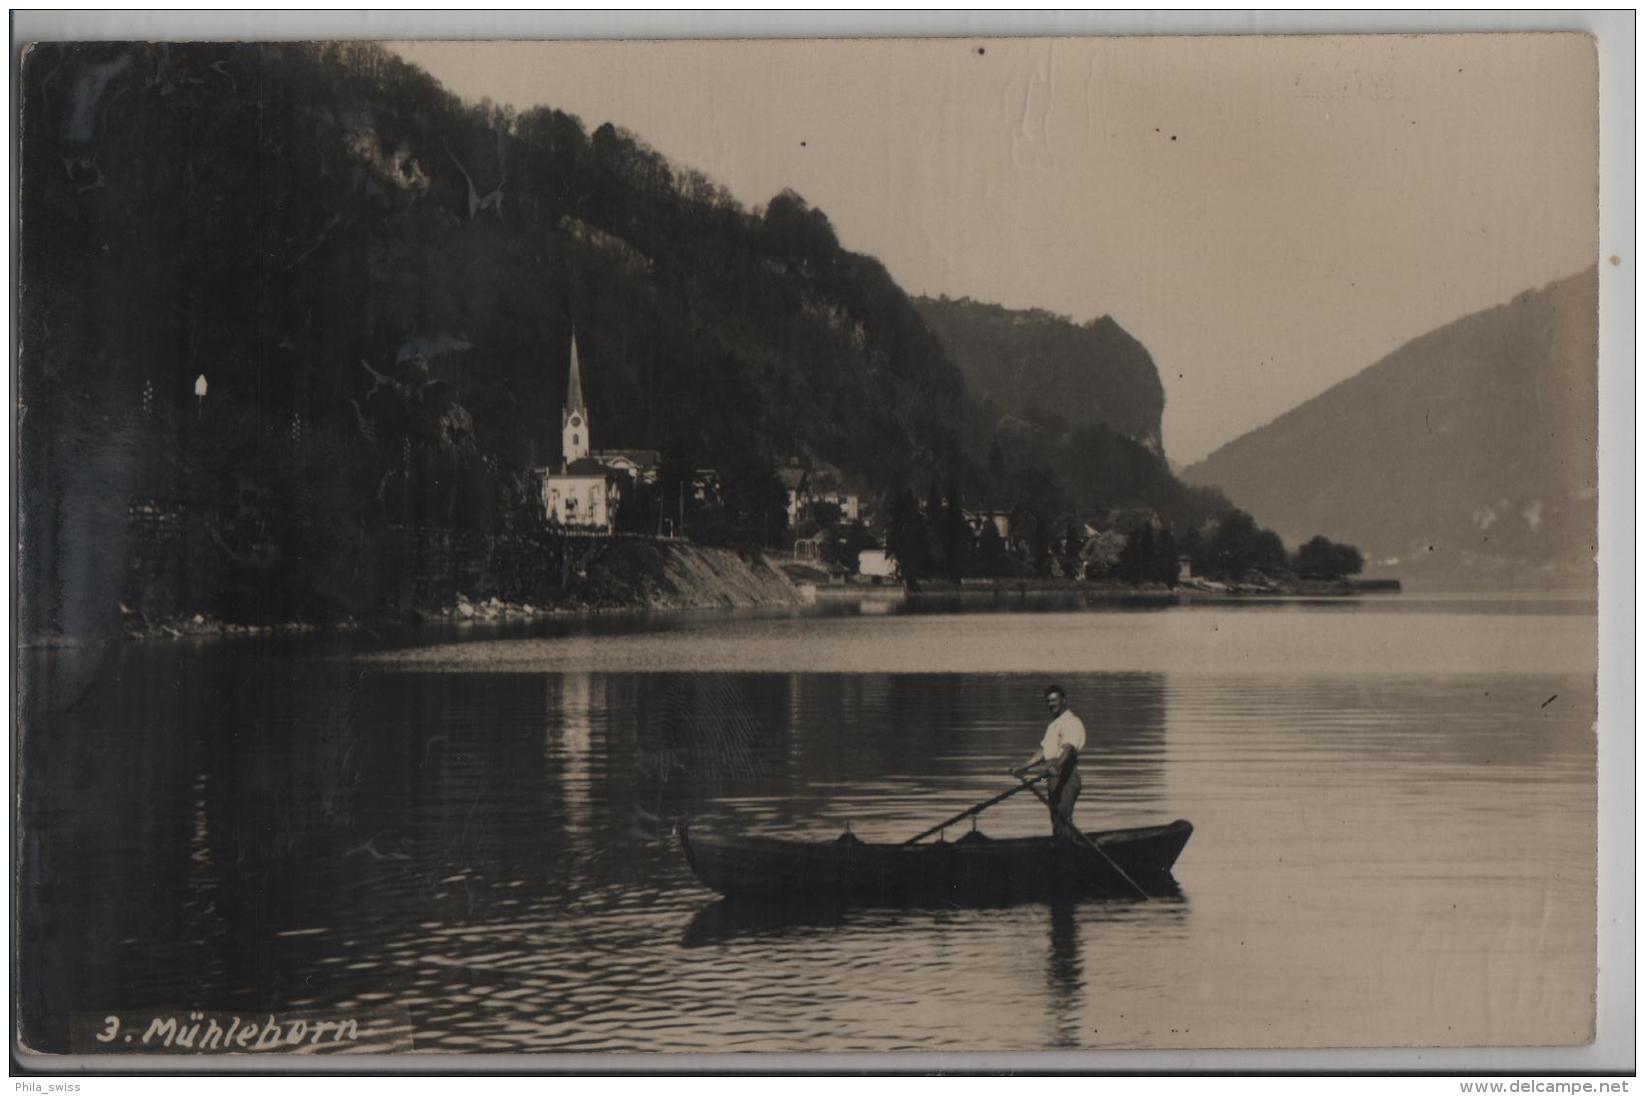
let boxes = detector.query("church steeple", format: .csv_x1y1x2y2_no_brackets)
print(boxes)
561,329,591,463
564,329,587,426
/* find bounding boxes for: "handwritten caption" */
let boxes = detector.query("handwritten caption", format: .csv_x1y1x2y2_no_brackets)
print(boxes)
70,1007,412,1054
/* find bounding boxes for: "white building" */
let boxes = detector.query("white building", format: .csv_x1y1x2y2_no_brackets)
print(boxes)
538,332,622,529
858,547,897,579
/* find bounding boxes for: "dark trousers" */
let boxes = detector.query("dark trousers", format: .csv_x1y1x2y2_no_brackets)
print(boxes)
1047,751,1082,841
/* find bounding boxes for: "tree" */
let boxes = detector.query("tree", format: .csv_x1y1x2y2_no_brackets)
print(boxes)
762,189,839,259
615,477,659,535
1294,534,1365,580
942,483,970,580
715,455,789,547
1202,509,1291,580
1031,514,1053,579
657,442,700,539
1180,525,1209,575
987,438,1006,480
810,500,843,530
1116,524,1180,586
1251,529,1289,576
1333,541,1365,578
1081,529,1128,579
924,479,947,576
1209,510,1262,578
822,520,874,575
1058,520,1086,579
976,518,1010,577
885,488,929,585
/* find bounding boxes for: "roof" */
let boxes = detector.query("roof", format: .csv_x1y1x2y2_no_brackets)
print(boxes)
563,330,587,424
778,468,810,490
593,448,661,467
1085,508,1163,534
542,458,621,479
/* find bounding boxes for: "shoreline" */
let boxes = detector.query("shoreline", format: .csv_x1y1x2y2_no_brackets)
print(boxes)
36,572,1517,651
25,581,1609,654
847,576,1403,600
22,539,807,649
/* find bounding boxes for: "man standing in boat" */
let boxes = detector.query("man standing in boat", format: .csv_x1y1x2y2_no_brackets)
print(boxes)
1013,684,1087,841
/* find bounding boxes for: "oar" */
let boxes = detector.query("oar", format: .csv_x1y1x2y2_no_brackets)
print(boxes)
902,773,1048,845
1014,775,1152,901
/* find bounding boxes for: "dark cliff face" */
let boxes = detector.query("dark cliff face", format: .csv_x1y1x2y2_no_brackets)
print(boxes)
913,294,1226,533
1183,268,1598,586
913,296,1167,452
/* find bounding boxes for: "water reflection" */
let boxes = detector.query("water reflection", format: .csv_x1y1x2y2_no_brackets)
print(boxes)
15,601,1597,1052
549,672,594,838
1046,901,1084,1048
679,898,850,948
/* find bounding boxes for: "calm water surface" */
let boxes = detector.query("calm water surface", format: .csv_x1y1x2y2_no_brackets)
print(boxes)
18,598,1596,1052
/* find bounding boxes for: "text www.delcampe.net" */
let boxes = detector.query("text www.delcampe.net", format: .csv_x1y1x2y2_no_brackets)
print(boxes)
1460,1084,1631,1094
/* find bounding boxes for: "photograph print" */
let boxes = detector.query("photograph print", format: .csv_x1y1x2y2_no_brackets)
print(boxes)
14,30,1606,1062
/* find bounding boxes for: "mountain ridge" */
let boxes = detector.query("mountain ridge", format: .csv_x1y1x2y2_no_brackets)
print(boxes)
914,295,1166,453
1182,267,1598,586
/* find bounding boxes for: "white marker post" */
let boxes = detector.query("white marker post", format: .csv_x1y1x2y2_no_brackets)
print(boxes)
194,373,208,419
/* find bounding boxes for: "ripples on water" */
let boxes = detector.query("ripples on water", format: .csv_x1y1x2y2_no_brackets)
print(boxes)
17,600,1596,1052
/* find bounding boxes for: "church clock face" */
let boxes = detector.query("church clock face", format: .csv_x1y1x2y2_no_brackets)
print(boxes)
569,415,581,428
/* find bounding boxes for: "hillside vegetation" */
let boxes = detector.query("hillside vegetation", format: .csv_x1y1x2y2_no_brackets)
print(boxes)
918,297,1227,532
18,41,1237,634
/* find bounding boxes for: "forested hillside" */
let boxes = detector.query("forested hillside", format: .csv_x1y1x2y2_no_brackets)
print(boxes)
916,297,1165,451
20,41,971,495
19,41,1236,634
922,297,1226,532
19,42,977,631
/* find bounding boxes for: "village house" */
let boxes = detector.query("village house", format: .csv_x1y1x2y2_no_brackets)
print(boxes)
593,448,661,486
857,545,897,581
781,459,861,529
1082,507,1164,540
817,487,861,523
779,466,811,528
965,507,1013,543
1177,554,1196,583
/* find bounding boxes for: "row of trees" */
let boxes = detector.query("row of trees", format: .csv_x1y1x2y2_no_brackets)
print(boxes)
878,483,1183,587
1177,510,1363,582
873,489,1364,588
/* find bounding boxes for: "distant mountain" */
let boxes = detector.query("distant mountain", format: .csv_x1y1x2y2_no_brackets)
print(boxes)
914,296,1229,531
1182,268,1598,587
914,297,1165,451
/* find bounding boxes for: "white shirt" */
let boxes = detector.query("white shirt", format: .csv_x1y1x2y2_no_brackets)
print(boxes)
1041,709,1087,760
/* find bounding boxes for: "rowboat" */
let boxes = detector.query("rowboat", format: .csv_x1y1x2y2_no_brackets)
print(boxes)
678,819,1192,905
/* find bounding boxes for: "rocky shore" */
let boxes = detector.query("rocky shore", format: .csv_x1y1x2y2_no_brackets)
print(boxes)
102,539,802,643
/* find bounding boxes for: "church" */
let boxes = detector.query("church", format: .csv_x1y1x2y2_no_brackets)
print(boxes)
537,332,623,529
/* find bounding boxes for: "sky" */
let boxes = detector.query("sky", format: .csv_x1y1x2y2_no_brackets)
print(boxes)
393,35,1598,464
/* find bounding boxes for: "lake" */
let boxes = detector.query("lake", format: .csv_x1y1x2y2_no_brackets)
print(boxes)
16,596,1597,1054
